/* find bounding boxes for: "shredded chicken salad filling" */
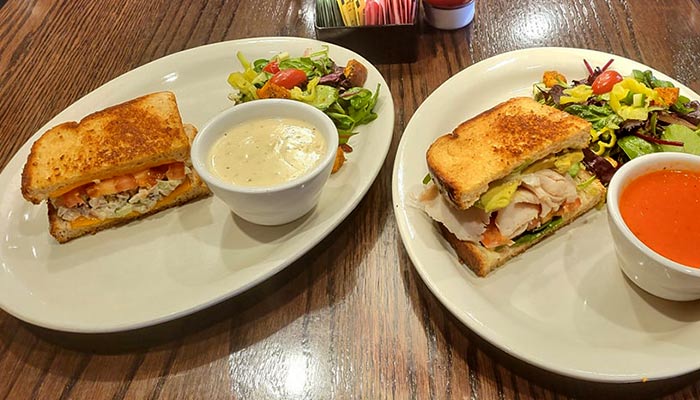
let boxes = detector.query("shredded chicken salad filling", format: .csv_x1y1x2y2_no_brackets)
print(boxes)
53,166,191,222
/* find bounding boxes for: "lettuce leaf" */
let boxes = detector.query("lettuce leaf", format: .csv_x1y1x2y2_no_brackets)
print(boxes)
512,217,564,246
563,103,623,131
617,135,660,159
327,84,380,142
660,124,700,155
632,69,674,89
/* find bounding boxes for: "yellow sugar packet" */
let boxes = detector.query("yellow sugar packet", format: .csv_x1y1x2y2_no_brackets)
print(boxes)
341,0,358,26
354,0,366,26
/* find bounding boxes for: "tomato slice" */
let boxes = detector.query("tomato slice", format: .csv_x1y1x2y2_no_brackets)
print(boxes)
165,162,186,180
61,163,184,205
591,70,623,94
262,60,280,74
113,175,138,192
85,175,136,197
134,169,157,187
269,69,307,89
480,220,511,249
58,188,86,208
86,178,117,198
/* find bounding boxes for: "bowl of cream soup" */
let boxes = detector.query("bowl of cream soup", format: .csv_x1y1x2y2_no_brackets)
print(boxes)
191,99,338,225
607,152,700,301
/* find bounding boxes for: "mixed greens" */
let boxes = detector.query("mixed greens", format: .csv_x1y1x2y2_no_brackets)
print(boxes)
534,60,700,184
227,46,380,147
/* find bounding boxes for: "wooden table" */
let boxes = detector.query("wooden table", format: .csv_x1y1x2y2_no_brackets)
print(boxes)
1,0,700,398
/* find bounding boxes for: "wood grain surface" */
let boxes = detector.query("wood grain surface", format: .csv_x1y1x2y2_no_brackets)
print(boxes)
1,0,700,399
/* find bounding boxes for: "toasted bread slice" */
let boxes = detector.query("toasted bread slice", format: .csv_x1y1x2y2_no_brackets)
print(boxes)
48,174,210,243
22,91,190,203
427,97,591,210
439,176,605,277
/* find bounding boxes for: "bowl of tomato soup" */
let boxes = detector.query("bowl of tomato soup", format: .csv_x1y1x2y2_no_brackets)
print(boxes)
607,152,700,301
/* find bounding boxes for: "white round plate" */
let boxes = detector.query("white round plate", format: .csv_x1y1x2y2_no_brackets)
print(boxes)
392,47,700,383
0,37,394,333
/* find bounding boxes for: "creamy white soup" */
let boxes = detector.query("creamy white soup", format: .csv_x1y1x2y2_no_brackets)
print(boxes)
209,117,327,187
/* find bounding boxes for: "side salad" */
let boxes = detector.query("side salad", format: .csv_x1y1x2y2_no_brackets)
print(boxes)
227,46,381,172
533,59,700,184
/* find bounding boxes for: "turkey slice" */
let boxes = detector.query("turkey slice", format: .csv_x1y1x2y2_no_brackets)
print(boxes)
417,184,489,242
495,188,541,239
520,169,577,217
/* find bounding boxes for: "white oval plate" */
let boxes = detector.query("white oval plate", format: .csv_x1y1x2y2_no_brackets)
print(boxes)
0,37,394,333
393,47,700,383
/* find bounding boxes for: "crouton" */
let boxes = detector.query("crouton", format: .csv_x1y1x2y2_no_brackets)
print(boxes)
331,147,345,174
257,80,291,99
543,71,567,88
654,87,680,106
344,59,368,87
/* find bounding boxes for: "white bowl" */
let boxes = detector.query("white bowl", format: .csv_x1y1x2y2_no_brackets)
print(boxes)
607,152,700,301
191,99,338,225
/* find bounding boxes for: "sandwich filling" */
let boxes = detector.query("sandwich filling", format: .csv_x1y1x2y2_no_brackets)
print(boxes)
420,150,597,249
51,162,192,222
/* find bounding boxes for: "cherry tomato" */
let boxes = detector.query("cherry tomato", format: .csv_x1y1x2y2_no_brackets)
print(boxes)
591,70,623,94
269,69,307,89
262,61,279,74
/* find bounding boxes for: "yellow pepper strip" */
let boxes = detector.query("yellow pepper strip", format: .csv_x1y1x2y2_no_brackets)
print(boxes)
577,175,597,190
560,85,593,105
290,77,320,102
604,156,619,168
590,127,617,156
227,72,258,101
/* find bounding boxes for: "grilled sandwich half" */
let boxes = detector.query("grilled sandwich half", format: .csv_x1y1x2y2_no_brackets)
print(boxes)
420,97,605,277
21,91,211,243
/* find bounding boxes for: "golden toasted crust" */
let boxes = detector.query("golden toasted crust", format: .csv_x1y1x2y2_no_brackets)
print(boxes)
426,97,592,210
48,175,211,243
21,91,189,203
439,177,606,277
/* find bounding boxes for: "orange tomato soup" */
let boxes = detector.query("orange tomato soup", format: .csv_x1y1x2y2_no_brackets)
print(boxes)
619,169,700,268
